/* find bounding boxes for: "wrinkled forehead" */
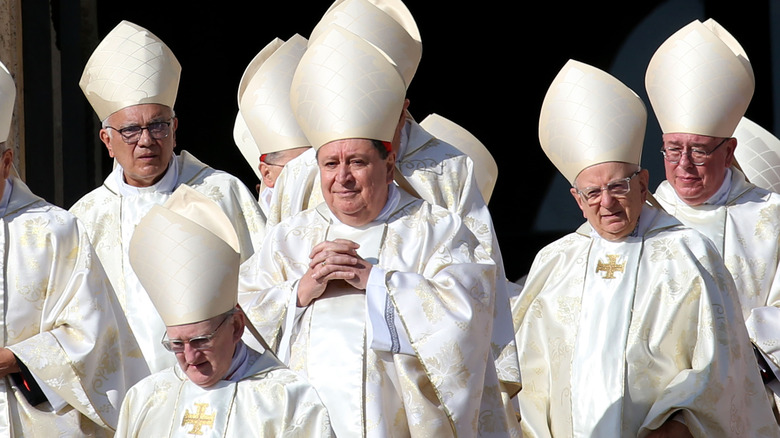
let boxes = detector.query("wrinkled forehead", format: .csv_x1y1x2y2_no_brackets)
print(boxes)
106,103,174,125
574,161,640,187
662,132,720,147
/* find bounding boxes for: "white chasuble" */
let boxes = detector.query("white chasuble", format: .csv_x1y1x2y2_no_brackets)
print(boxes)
571,232,640,437
240,188,515,437
0,177,149,435
515,204,780,437
115,345,334,437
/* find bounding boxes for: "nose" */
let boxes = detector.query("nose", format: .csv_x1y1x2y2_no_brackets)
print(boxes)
136,127,154,146
182,343,201,363
676,150,695,168
599,189,615,207
335,163,353,184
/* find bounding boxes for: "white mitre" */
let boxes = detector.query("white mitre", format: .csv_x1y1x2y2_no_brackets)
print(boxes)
310,0,422,88
539,60,646,185
79,20,181,121
233,37,285,181
291,25,406,149
239,34,310,160
645,18,754,138
0,60,15,143
419,113,497,203
129,185,240,326
733,117,780,193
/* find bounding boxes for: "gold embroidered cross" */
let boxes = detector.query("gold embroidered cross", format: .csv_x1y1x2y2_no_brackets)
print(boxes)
182,403,215,435
596,254,625,279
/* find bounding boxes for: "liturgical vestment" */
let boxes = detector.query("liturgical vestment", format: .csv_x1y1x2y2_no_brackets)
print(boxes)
514,204,779,437
69,151,265,373
115,342,333,437
655,169,780,385
239,187,518,437
1,177,148,435
267,117,521,394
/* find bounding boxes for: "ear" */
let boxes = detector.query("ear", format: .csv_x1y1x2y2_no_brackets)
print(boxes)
0,149,13,180
724,137,737,168
99,129,115,157
231,311,245,343
570,187,587,219
385,151,396,184
259,162,274,187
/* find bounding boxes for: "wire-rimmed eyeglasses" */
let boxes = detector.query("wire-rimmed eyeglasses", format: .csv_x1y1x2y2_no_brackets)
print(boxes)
160,312,232,353
576,169,641,205
105,118,173,144
660,137,729,166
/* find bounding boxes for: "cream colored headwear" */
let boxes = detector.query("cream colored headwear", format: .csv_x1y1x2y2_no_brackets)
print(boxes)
0,61,15,143
310,0,422,88
733,117,780,193
291,25,406,149
80,20,181,121
645,18,754,138
239,34,310,160
419,113,497,203
539,60,646,185
233,38,285,181
129,185,240,326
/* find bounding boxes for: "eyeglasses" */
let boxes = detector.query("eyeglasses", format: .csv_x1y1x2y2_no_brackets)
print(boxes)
105,118,173,144
576,169,641,205
161,313,232,353
660,137,729,166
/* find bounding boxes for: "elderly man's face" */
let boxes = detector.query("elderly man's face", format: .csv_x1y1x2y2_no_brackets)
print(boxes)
100,103,177,187
167,312,242,388
318,139,395,227
661,133,736,205
570,162,649,241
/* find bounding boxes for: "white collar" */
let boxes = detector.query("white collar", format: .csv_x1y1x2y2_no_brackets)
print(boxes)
0,177,13,217
702,168,732,205
329,184,400,225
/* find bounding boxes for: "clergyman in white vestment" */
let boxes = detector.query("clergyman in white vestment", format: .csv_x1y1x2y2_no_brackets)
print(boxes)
69,20,265,374
647,19,780,419
116,185,332,437
240,23,520,438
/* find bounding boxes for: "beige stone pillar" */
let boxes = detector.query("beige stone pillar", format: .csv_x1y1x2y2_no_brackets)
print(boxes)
0,0,24,179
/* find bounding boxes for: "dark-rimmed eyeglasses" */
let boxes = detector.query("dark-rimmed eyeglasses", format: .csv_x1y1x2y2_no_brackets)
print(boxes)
576,169,641,205
161,313,231,353
660,137,729,166
105,118,173,144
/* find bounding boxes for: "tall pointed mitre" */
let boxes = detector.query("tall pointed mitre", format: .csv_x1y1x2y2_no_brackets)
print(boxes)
233,37,285,181
645,18,754,138
129,185,240,326
79,20,181,121
309,0,422,88
419,113,498,203
239,34,310,160
290,25,406,149
539,60,646,185
733,117,780,193
0,61,15,143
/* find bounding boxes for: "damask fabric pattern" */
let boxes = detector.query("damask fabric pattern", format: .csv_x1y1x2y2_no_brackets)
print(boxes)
69,150,266,372
239,189,519,437
0,177,148,435
115,345,333,437
655,169,780,361
267,117,521,394
514,205,779,437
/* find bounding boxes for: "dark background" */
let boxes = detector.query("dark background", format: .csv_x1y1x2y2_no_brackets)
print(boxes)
19,0,776,281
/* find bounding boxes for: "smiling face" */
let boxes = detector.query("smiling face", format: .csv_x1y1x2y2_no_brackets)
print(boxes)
317,138,395,227
570,162,649,241
167,312,243,388
662,133,736,205
100,103,177,187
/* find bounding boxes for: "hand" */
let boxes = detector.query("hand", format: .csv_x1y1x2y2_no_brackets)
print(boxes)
297,239,373,307
645,419,693,438
0,348,19,378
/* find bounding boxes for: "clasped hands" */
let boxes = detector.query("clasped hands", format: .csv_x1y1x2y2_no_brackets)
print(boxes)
297,239,372,307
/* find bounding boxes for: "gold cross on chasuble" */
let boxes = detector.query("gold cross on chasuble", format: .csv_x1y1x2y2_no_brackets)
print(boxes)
596,254,625,279
182,402,215,435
